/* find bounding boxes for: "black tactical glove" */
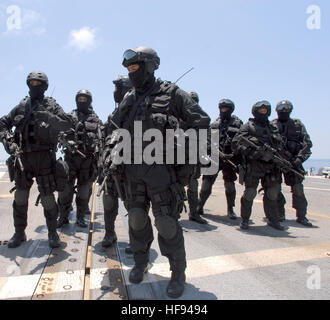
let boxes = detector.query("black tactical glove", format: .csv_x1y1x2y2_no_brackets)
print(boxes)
223,153,234,161
7,142,19,155
292,158,302,168
102,148,112,166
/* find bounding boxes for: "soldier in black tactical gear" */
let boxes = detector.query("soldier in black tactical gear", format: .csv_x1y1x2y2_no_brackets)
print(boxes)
232,101,286,231
99,76,133,248
271,100,313,227
57,90,102,229
197,99,242,220
103,46,210,298
185,92,207,225
0,71,72,248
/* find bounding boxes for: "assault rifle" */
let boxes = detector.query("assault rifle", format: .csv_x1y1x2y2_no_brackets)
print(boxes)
3,131,24,172
58,130,86,159
97,127,126,201
239,136,305,179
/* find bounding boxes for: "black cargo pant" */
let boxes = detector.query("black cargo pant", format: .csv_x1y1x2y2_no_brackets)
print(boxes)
12,150,59,234
241,162,282,222
277,166,308,219
102,178,119,236
186,166,201,215
124,164,186,273
199,160,237,210
57,154,96,220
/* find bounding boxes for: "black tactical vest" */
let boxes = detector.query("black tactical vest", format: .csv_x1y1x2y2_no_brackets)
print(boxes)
211,115,243,152
272,119,304,156
247,119,282,148
70,109,101,154
13,97,59,152
121,80,179,133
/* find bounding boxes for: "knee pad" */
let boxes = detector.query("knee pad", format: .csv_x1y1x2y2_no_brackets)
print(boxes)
128,208,148,231
265,184,280,201
243,188,257,202
224,181,235,194
155,215,178,240
292,184,304,197
14,189,29,207
40,195,57,211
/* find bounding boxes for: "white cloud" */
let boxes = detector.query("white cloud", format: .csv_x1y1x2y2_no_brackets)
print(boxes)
68,26,100,52
13,64,24,73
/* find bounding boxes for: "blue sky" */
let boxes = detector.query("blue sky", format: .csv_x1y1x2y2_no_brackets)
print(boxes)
0,0,329,159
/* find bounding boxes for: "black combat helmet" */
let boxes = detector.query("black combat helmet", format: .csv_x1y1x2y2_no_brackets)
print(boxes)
113,75,133,88
219,99,235,113
188,91,199,103
219,99,235,121
122,46,160,73
27,71,49,100
276,100,293,113
276,100,293,122
26,71,49,90
252,100,271,117
113,76,133,103
76,89,92,113
76,89,93,104
252,100,272,124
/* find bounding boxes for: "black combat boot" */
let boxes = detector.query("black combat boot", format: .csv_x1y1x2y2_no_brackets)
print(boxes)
76,210,88,228
296,217,313,227
48,231,61,248
102,231,117,248
167,271,186,298
227,207,238,220
267,220,286,231
189,211,207,224
240,219,249,230
278,214,286,222
8,231,27,249
129,265,148,284
57,215,69,228
196,199,205,216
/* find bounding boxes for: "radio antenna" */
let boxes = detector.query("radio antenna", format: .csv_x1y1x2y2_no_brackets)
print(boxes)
175,67,194,84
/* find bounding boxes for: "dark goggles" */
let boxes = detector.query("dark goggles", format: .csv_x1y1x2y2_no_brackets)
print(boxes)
276,103,292,111
254,101,271,109
123,49,140,67
123,49,137,61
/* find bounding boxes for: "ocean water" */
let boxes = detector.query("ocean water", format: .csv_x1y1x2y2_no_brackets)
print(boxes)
304,159,330,174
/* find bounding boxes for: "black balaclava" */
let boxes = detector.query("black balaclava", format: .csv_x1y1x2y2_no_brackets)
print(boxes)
29,83,47,101
254,111,269,125
77,100,90,114
220,108,232,121
129,62,155,93
278,111,291,122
